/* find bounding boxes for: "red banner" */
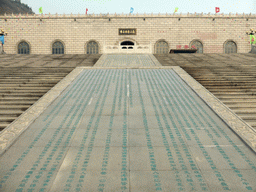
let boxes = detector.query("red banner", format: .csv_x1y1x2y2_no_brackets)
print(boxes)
215,7,220,13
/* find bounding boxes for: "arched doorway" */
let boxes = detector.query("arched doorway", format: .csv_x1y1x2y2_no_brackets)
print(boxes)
18,41,30,54
155,41,169,54
52,41,64,54
190,40,203,53
120,41,134,50
87,41,99,54
224,41,237,53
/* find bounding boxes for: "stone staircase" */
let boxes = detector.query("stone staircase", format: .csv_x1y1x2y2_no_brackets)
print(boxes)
1,53,255,132
0,54,102,131
154,53,256,130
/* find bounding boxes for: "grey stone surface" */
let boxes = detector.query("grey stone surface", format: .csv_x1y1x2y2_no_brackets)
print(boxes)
94,54,162,67
0,55,256,191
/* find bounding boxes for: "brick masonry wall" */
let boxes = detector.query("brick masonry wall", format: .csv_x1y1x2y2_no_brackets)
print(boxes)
0,13,255,54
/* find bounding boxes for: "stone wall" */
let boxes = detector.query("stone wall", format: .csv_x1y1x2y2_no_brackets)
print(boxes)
0,13,255,54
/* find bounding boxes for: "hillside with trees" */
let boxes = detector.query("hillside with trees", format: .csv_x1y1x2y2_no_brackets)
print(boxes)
0,0,34,15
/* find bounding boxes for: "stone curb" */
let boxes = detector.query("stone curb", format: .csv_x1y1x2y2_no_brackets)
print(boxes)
93,54,107,66
172,66,256,153
0,67,85,156
148,54,162,66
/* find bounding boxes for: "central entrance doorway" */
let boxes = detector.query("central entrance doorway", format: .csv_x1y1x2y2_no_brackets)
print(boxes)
120,41,135,53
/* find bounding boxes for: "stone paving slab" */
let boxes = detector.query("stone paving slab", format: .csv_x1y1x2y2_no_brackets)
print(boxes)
0,67,256,192
94,54,162,67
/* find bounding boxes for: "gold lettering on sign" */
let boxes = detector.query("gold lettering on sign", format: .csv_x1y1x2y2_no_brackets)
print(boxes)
119,28,137,35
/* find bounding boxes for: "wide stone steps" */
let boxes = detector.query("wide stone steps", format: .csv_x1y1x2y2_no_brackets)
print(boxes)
0,101,36,105
0,110,24,115
154,53,256,130
0,97,40,101
0,105,32,109
223,103,256,108
0,124,10,131
0,54,102,131
0,69,70,131
0,90,47,93
239,115,256,120
0,117,17,121
0,87,52,90
0,80,62,83
215,98,256,102
0,94,45,98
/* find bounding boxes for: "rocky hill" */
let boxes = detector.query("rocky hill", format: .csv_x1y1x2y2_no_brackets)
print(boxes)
0,0,34,15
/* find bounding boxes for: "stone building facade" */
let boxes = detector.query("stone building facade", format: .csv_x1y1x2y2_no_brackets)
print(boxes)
0,12,255,54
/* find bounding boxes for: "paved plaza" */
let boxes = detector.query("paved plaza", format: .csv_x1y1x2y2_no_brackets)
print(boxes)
0,54,256,191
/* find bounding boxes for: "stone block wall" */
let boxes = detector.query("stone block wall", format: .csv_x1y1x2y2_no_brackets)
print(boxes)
0,13,255,54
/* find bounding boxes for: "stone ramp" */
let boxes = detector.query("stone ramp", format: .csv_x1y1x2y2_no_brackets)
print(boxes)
94,54,162,67
0,65,256,191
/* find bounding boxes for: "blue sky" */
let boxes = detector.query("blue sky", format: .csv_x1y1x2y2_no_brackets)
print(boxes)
20,0,256,15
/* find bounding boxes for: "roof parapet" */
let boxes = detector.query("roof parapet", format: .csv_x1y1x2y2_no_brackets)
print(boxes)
1,12,256,18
